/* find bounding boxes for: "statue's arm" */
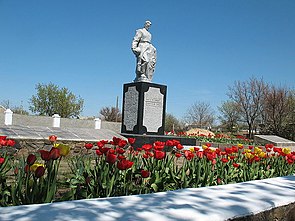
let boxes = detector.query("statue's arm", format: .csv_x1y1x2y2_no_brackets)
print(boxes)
131,30,142,55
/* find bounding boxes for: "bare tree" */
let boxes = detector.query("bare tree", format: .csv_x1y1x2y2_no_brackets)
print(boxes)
165,113,184,133
1,100,29,115
218,101,240,132
285,91,295,141
0,100,10,109
99,106,122,122
185,101,214,129
261,85,291,135
228,77,267,138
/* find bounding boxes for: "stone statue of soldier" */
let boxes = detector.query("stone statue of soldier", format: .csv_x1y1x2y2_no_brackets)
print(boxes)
131,21,157,82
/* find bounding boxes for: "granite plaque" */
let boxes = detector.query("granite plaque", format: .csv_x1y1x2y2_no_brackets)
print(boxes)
123,86,139,131
143,87,163,132
121,82,167,135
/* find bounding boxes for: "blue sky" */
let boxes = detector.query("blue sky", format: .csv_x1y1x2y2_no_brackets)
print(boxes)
0,0,294,119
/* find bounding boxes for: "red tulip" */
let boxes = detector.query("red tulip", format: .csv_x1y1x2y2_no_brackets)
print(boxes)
109,149,116,154
128,138,136,145
118,139,127,148
118,155,126,160
95,149,103,156
6,139,15,146
196,151,203,158
100,147,111,154
232,146,238,153
50,148,60,160
117,159,134,170
0,157,5,164
84,143,93,149
116,148,125,154
154,143,165,151
154,150,165,160
173,140,181,146
233,163,240,168
184,150,194,160
176,144,184,150
39,150,51,161
194,147,200,152
35,166,45,178
217,177,222,184
27,154,36,165
221,158,229,163
112,137,121,145
97,141,104,148
0,139,7,146
24,164,30,173
229,155,236,160
142,144,152,152
165,140,174,147
106,153,117,164
175,152,182,158
141,170,150,178
49,135,57,142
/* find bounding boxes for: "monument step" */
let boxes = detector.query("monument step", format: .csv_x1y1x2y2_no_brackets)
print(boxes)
121,133,196,148
254,135,295,149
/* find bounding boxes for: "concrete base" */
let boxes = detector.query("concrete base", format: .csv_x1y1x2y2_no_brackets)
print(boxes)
121,133,196,148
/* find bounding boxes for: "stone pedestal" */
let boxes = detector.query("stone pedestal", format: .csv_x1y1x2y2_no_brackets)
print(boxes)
121,82,167,135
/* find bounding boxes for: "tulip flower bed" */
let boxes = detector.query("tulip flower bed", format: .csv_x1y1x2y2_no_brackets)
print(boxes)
175,131,253,145
0,135,295,207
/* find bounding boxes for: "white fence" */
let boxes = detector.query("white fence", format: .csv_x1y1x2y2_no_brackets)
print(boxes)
0,109,120,133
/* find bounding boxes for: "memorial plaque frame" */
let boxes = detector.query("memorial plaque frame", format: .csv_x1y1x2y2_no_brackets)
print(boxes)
121,82,167,135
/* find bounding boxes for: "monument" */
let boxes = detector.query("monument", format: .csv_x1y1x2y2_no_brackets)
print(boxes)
121,21,167,135
131,20,157,83
121,21,195,147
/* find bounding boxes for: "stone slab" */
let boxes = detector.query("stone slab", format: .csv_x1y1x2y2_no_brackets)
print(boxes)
1,176,295,221
0,125,125,142
254,135,295,148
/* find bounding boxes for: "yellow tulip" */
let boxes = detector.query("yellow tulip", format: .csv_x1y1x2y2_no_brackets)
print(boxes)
258,151,266,158
237,144,243,148
282,148,291,155
244,149,252,153
30,163,45,172
54,143,70,156
245,152,254,159
189,147,195,152
202,145,208,150
254,147,262,154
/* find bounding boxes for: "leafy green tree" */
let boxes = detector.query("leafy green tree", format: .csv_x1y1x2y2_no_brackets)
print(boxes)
29,83,84,118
